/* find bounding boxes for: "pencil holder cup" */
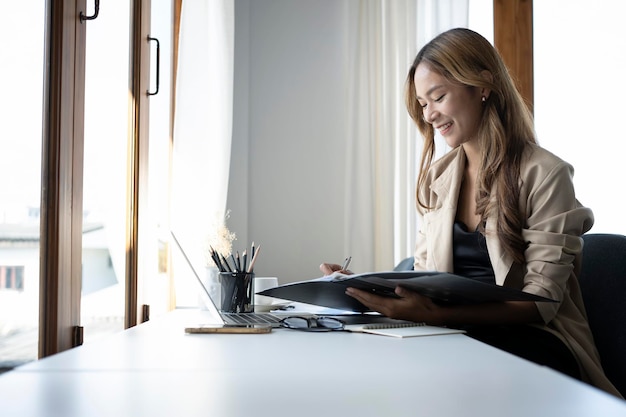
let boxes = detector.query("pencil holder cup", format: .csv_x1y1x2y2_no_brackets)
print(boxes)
220,272,254,313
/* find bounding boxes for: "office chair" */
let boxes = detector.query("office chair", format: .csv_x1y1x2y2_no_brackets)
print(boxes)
393,257,414,271
394,234,626,396
579,233,626,397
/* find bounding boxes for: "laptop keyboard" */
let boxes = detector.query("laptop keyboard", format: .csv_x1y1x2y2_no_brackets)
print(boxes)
223,313,283,325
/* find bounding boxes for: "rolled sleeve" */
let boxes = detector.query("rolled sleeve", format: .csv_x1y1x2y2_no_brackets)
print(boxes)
520,159,593,323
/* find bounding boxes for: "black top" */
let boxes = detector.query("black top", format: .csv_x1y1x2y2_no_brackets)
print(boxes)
452,221,495,284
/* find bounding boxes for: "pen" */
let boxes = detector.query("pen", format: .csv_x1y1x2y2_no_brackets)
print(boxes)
341,256,352,271
247,245,260,273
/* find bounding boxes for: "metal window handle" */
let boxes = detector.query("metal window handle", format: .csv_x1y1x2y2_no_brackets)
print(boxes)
80,0,100,22
147,36,160,96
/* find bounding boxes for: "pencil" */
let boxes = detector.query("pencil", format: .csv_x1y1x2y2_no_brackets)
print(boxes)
230,254,238,273
221,254,232,272
247,245,260,273
209,246,225,272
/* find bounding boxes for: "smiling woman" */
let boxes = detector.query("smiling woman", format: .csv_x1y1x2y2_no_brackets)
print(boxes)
340,27,622,398
413,64,486,151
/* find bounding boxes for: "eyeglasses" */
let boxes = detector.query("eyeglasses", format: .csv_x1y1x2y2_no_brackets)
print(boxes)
279,316,346,332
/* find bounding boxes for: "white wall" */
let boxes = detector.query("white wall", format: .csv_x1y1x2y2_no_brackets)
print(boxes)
229,0,349,283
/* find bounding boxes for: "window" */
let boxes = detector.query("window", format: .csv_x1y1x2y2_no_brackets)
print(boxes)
534,0,626,235
0,2,45,368
1,0,172,368
0,267,25,291
81,0,175,342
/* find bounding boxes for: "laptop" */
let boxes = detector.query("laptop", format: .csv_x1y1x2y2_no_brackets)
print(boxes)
171,231,294,327
171,231,412,328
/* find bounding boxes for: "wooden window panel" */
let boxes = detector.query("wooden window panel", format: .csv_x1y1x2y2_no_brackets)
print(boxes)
493,0,534,112
40,0,86,357
127,0,152,328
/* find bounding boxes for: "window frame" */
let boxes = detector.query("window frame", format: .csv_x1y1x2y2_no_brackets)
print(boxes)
493,0,534,111
39,0,86,357
40,0,152,358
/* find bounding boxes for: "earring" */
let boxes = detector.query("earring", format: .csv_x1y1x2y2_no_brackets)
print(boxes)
481,96,486,103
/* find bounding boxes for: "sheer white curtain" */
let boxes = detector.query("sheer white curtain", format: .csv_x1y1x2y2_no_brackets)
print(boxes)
172,0,234,304
344,0,467,271
417,1,469,158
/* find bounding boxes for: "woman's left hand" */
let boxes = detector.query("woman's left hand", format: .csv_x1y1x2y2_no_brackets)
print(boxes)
345,285,441,324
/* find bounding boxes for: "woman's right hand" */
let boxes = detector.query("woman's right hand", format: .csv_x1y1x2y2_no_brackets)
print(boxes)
319,263,353,276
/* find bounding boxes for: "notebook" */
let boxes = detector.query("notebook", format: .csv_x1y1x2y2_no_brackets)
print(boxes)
171,231,291,327
344,322,466,338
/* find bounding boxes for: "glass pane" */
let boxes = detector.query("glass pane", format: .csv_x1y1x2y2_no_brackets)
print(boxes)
468,0,493,42
81,2,131,342
534,1,626,235
0,3,45,370
140,0,174,318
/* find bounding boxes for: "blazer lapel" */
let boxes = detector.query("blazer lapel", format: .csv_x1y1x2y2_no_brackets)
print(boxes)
424,149,466,272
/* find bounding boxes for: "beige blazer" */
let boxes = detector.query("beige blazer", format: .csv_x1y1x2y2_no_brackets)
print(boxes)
413,144,621,397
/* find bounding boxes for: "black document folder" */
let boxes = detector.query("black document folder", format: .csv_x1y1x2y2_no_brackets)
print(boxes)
258,271,557,312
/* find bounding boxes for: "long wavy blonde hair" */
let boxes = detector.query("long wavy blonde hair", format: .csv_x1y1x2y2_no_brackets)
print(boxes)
405,28,536,264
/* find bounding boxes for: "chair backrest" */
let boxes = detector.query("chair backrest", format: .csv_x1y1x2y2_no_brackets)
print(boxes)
393,257,414,271
579,233,626,397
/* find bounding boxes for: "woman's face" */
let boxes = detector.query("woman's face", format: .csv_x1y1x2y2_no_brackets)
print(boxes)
413,63,484,149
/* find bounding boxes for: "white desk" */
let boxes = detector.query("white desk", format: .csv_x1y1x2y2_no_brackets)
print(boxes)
1,309,624,417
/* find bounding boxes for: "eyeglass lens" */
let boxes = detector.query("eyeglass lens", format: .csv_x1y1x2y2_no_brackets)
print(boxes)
280,316,344,331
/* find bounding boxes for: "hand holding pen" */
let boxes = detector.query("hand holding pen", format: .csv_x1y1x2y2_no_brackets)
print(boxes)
319,256,352,276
